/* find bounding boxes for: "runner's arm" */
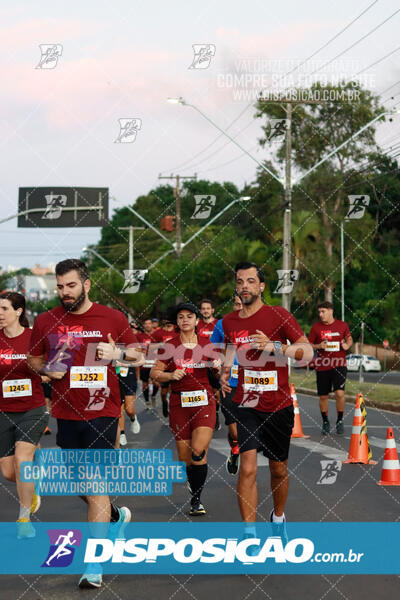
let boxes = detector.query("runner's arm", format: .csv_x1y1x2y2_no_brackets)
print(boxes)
151,360,185,382
27,354,66,379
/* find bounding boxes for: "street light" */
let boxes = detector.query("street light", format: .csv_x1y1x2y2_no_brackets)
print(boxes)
169,97,400,311
167,97,282,185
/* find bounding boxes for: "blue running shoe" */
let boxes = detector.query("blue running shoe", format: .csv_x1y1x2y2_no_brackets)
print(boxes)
78,564,102,589
269,510,288,545
109,506,131,541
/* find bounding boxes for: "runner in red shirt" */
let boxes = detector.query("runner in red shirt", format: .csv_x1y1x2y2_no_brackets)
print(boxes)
151,302,219,516
27,259,143,590
152,314,177,419
0,292,48,540
197,299,218,340
308,301,353,436
136,318,159,410
220,262,313,536
198,299,221,431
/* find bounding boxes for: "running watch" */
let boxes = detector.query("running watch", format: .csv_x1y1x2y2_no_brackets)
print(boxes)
273,341,283,355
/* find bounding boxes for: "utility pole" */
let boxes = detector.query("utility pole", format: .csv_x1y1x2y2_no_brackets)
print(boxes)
118,226,144,270
260,97,321,311
158,173,197,256
282,102,292,312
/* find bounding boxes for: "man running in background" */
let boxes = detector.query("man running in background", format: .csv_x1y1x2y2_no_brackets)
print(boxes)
152,312,176,420
137,318,159,410
197,299,218,340
308,301,353,436
210,293,242,475
198,299,220,430
27,259,144,589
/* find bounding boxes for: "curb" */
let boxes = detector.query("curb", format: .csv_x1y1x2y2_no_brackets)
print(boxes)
295,386,400,414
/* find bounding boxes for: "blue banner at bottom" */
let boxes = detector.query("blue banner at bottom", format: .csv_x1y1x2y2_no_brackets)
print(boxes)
1,522,399,574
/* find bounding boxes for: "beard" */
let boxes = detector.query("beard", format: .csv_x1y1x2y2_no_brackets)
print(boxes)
239,291,259,305
60,286,86,312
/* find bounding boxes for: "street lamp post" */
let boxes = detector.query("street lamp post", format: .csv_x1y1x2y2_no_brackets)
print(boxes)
169,97,399,313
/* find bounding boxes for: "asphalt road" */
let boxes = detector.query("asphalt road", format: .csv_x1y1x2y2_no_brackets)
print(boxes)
1,391,399,599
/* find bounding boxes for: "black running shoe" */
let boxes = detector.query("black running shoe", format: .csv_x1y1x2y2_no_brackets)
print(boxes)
189,500,206,516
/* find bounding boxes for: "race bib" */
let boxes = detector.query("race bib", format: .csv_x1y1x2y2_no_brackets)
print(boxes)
325,341,340,352
181,389,208,407
70,366,107,388
231,364,238,379
119,367,129,377
2,379,32,398
244,370,278,392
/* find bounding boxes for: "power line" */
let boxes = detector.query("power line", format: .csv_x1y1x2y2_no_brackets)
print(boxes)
308,7,400,77
275,0,380,86
163,1,380,174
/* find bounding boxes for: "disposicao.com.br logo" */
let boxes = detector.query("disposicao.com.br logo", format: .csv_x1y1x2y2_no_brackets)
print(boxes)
42,529,82,568
84,536,362,566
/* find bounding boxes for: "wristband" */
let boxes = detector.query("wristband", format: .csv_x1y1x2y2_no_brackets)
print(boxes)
119,349,126,361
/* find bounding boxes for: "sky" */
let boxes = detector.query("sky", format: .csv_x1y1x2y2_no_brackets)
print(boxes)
1,0,400,268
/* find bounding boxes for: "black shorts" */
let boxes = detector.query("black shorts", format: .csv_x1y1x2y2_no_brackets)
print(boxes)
118,368,137,400
221,387,238,426
160,382,170,390
56,417,118,450
0,406,49,457
236,404,294,462
42,381,52,400
316,366,347,396
140,368,151,383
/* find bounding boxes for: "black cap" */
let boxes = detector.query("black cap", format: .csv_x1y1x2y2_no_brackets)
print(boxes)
175,302,200,321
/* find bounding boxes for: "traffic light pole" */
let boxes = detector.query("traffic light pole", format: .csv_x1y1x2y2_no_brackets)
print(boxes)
158,173,197,256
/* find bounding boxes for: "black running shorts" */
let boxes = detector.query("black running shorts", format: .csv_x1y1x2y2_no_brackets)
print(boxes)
316,366,347,396
221,387,238,426
56,417,118,450
118,367,137,401
235,404,294,462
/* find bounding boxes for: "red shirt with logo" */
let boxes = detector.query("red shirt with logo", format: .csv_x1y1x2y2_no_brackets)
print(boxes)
29,303,138,420
159,334,217,407
222,304,304,412
137,331,158,369
0,328,45,412
308,319,351,371
152,328,176,344
198,318,218,340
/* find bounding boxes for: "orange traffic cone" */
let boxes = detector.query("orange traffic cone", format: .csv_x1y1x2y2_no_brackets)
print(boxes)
290,382,310,439
343,393,376,464
378,428,400,486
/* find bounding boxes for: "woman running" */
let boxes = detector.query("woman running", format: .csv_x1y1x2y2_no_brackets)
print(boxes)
151,302,219,515
0,292,48,538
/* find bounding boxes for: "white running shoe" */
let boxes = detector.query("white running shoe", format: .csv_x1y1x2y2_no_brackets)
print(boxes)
119,433,127,446
130,417,141,434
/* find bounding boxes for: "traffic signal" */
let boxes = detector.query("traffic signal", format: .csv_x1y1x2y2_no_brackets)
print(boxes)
161,215,175,231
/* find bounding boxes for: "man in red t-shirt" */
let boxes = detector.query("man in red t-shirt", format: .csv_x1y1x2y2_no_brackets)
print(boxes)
152,316,176,419
197,299,220,429
27,259,143,589
136,318,160,410
308,301,353,436
197,299,218,340
220,262,313,535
